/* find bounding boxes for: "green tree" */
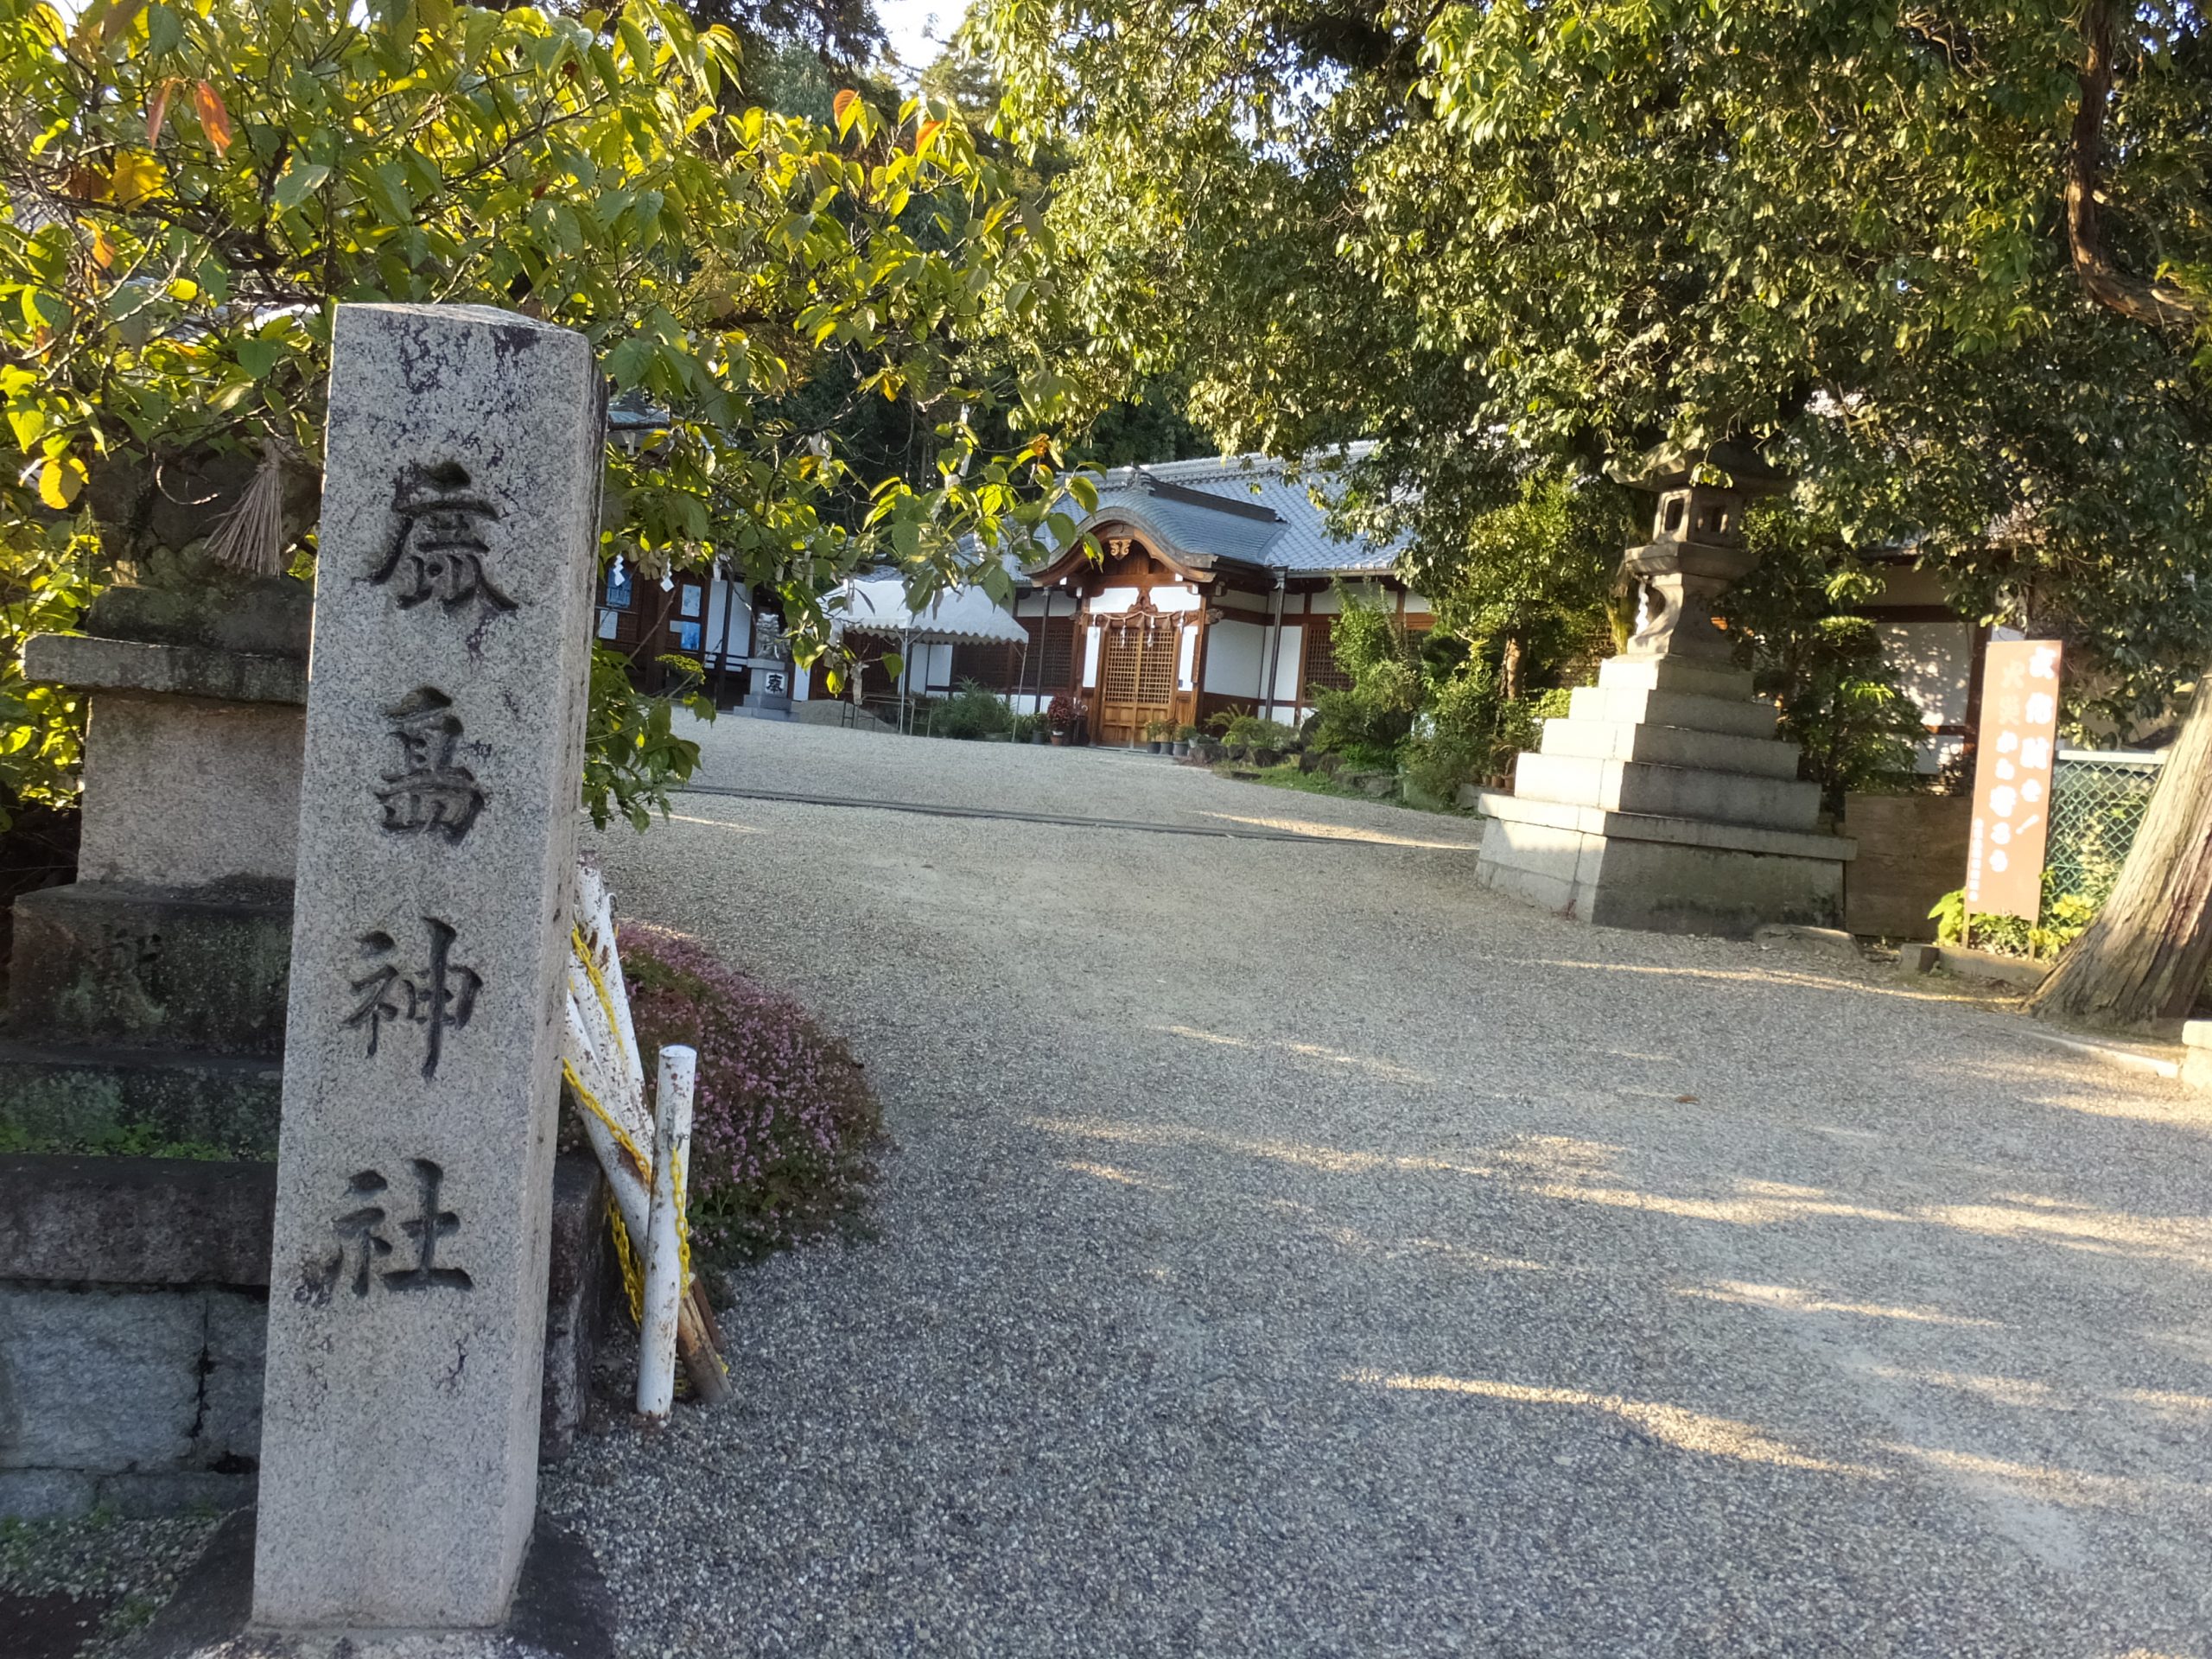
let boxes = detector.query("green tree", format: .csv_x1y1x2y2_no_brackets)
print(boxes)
0,514,92,828
984,0,2212,1025
1387,468,1631,700
1720,512,1935,817
2,0,1088,828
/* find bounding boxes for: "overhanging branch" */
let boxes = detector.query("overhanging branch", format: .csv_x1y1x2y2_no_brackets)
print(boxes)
2067,0,2202,334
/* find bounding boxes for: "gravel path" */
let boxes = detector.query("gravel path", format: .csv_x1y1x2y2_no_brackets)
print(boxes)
546,717,2212,1657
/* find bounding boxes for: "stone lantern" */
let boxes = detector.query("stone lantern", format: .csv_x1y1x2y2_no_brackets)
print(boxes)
1468,447,1854,935
1618,448,1785,663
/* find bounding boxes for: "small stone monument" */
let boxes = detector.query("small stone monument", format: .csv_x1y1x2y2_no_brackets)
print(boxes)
252,304,601,1632
1471,448,1855,934
740,607,794,719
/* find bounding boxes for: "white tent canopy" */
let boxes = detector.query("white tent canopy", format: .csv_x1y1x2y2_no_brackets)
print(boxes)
837,575,1027,645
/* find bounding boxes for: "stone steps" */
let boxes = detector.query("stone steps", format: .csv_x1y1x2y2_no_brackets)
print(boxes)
8,881,292,1058
1567,684,1779,740
1511,751,1822,834
0,1039,282,1158
1539,715,1802,779
1594,654,1757,702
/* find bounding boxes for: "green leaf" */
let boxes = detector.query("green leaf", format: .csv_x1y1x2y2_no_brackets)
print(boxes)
146,3,181,54
236,335,284,378
271,159,330,211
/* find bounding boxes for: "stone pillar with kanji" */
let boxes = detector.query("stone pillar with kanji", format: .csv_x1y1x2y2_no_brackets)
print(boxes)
252,304,601,1630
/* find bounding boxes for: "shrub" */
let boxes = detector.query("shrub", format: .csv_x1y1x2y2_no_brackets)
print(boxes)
1402,671,1568,801
933,679,1013,741
1723,518,1933,813
0,515,98,833
1223,714,1301,757
1929,877,2099,961
615,923,881,1261
1308,587,1425,755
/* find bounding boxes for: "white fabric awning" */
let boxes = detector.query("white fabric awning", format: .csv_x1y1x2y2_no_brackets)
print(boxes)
838,576,1028,645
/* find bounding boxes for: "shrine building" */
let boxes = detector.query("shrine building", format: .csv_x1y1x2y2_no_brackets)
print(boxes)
860,451,1436,746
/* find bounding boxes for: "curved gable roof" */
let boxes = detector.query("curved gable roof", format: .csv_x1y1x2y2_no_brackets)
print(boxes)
1031,450,1404,582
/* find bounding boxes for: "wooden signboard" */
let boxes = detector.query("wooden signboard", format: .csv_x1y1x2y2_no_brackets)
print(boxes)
1963,639,2063,922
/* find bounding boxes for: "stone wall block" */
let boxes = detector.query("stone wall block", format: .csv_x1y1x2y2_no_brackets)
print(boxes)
76,695,306,888
7,882,293,1056
0,1048,281,1158
197,1287,268,1466
0,1287,207,1471
0,1469,97,1521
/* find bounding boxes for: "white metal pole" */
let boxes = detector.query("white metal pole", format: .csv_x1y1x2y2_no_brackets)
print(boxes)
636,1043,697,1421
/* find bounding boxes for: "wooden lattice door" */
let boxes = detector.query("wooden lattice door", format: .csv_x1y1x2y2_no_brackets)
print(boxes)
1096,620,1178,746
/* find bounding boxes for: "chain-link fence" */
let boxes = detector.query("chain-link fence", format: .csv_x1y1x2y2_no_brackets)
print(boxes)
1956,749,2161,957
2044,750,2162,918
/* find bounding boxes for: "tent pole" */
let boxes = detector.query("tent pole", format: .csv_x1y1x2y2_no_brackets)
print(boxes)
711,563,737,710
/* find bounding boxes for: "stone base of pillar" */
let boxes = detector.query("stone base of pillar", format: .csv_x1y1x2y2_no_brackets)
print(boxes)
118,1505,615,1658
1467,656,1854,937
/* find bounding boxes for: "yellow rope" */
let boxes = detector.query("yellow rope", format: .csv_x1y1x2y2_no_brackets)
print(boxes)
603,1187,645,1326
572,925,636,1078
562,1047,696,1325
564,1058,649,1322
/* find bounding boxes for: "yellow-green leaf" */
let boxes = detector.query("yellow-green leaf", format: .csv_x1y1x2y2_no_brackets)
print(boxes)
108,150,163,207
38,456,86,510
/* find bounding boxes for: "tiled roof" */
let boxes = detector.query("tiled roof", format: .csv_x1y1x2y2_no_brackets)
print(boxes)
1052,448,1403,576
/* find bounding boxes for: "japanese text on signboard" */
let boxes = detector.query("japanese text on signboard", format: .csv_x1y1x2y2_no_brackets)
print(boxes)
1964,640,2063,922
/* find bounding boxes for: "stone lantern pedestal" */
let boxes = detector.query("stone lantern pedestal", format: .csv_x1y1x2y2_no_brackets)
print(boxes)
1469,461,1855,936
0,572,310,1155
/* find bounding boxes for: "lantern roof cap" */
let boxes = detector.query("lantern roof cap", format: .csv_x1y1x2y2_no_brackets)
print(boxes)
1611,441,1788,495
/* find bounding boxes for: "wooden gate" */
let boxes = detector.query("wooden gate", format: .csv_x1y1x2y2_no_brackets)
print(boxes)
1095,619,1179,747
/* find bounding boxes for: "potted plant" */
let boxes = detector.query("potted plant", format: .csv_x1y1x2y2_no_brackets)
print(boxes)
1069,695,1091,745
1174,722,1198,758
1144,717,1170,754
1046,694,1077,746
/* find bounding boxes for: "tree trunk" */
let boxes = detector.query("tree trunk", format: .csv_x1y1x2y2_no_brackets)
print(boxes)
2027,672,2212,1029
1501,634,1524,702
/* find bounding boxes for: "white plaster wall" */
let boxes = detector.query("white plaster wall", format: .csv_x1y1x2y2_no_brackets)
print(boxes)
1269,626,1305,705
1879,620,1973,726
1177,625,1198,691
1205,620,1266,697
702,579,750,669
1090,587,1141,615
1015,591,1081,618
1081,625,1102,689
1879,619,1974,772
1152,586,1202,613
896,640,956,693
1307,588,1342,614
